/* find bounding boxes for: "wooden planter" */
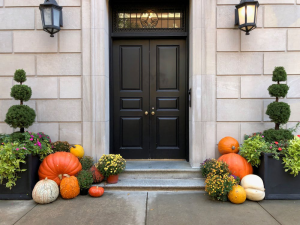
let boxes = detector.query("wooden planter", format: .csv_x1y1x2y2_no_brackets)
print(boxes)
0,155,41,200
254,153,300,200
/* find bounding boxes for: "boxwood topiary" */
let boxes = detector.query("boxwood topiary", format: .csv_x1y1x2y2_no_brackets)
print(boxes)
14,69,27,83
266,102,291,125
10,85,32,101
262,129,294,143
268,84,289,98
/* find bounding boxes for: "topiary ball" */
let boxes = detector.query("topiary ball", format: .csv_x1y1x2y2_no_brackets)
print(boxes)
272,67,287,82
268,84,289,98
10,85,32,101
262,129,294,143
14,69,27,83
5,105,36,129
266,102,290,124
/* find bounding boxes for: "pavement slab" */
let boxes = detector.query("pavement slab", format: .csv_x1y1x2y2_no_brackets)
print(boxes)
259,200,300,225
146,192,281,225
14,192,147,225
0,200,36,225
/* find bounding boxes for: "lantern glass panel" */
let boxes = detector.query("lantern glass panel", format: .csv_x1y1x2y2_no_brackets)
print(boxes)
53,8,60,27
238,6,245,25
247,5,255,23
44,7,52,26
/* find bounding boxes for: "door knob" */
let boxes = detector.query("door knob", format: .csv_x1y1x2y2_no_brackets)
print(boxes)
145,111,149,115
151,111,155,116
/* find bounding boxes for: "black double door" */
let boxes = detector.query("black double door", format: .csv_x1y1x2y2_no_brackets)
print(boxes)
113,39,187,159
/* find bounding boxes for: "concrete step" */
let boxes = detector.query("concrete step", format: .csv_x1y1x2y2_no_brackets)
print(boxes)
94,178,205,191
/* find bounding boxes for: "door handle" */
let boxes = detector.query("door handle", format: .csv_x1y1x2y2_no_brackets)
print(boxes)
145,111,149,115
151,111,155,116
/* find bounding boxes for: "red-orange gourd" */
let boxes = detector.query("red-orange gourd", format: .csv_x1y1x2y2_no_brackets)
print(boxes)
218,137,240,154
218,153,253,180
38,152,82,186
60,175,80,199
89,165,104,184
88,186,104,197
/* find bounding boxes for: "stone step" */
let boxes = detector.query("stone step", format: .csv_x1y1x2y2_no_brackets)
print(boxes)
94,178,205,191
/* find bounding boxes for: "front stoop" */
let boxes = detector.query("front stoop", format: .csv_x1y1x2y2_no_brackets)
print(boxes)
94,161,205,191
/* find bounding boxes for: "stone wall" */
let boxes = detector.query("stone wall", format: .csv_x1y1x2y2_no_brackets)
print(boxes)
216,0,300,149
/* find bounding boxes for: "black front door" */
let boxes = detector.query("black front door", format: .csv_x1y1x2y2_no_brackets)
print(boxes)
113,39,186,159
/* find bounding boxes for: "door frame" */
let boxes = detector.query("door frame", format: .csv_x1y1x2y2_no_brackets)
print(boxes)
108,1,190,160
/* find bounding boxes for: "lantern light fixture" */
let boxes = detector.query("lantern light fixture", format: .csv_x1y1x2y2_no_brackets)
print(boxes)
39,0,63,37
235,0,259,35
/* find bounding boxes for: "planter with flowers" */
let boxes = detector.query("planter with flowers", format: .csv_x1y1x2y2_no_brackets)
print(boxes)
96,154,126,184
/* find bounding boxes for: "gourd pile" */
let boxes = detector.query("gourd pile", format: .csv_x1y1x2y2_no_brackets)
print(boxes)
202,136,265,204
32,145,105,204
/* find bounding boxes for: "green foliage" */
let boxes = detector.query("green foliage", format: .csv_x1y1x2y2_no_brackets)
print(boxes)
80,156,94,170
51,141,70,153
5,105,36,129
272,66,287,82
36,132,52,143
263,129,294,143
266,102,291,125
10,132,26,142
14,69,27,83
205,173,237,201
97,154,126,177
10,85,32,101
240,135,269,167
268,84,289,98
282,136,300,176
0,134,10,144
76,170,93,190
200,158,230,178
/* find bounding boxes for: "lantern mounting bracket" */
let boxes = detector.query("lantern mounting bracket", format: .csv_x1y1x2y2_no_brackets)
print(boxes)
235,9,239,25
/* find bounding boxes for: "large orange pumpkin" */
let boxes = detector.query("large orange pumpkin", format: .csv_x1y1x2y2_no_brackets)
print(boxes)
38,152,82,186
60,175,80,199
218,137,239,154
218,153,253,179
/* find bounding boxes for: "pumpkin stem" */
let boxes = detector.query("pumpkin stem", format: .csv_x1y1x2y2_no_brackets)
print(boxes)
58,174,62,180
232,146,236,150
45,177,48,181
63,174,70,178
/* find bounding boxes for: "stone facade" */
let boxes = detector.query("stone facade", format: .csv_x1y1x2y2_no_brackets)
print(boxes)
0,0,299,167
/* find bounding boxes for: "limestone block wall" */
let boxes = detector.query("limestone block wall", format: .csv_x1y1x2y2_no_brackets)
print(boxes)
216,0,300,147
0,0,83,145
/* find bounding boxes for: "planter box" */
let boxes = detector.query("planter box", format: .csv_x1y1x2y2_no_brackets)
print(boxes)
254,153,300,200
0,155,41,200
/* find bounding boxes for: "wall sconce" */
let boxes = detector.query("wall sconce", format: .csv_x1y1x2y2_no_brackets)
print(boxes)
235,0,259,35
39,0,63,37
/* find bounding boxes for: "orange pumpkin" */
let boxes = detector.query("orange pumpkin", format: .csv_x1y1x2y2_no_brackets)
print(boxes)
218,153,253,179
90,166,104,184
218,137,239,154
60,175,80,199
88,186,104,197
38,152,82,186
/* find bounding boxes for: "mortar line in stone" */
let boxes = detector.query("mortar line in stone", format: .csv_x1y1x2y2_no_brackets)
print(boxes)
257,202,283,225
13,203,38,225
145,192,149,225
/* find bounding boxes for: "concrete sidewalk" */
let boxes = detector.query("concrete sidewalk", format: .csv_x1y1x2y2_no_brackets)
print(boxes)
1,191,299,225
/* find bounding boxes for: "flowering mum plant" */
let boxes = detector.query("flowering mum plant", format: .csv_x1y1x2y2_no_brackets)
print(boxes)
96,154,126,177
200,159,230,178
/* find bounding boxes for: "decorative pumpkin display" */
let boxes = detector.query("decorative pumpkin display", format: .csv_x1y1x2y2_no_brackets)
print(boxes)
241,174,265,201
90,165,104,183
32,178,59,204
218,153,253,180
38,152,82,186
70,144,85,159
218,136,239,155
88,186,104,197
60,175,80,199
228,185,247,204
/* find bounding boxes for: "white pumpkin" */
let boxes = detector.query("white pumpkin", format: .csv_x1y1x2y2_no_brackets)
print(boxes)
241,174,265,201
32,177,59,204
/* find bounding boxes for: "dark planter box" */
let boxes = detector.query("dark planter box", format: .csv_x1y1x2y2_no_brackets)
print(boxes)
254,153,300,200
0,155,41,200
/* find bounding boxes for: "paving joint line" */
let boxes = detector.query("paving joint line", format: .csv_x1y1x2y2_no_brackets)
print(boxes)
145,192,149,225
257,202,283,225
13,203,38,225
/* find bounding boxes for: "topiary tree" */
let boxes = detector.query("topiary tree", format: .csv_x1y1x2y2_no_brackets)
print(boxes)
263,67,293,142
5,69,36,133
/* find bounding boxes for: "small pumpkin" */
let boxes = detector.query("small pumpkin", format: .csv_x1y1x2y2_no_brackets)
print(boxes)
60,175,80,199
241,174,265,201
70,145,85,159
38,152,82,186
228,185,247,204
218,136,239,154
32,178,59,204
90,165,104,183
218,153,253,179
89,186,104,197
